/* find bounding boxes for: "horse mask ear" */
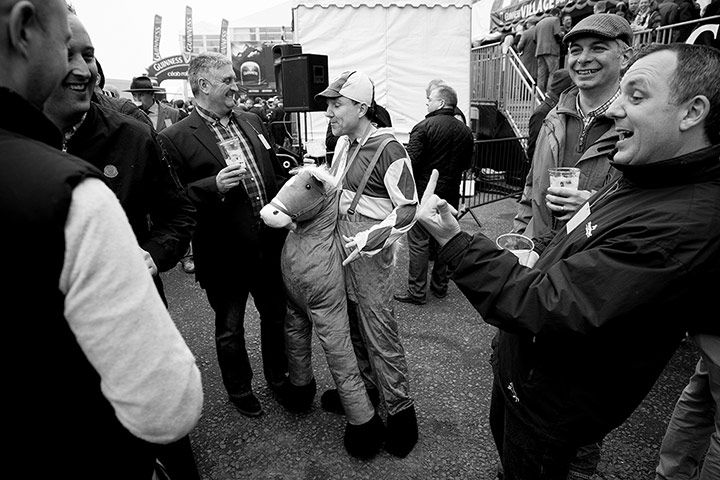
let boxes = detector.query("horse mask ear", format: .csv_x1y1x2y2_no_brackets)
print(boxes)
306,169,327,193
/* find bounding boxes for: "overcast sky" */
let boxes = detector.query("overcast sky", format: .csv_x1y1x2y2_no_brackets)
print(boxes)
69,0,291,81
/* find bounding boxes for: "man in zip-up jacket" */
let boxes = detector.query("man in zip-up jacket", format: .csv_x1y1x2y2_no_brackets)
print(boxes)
416,43,720,479
514,14,634,243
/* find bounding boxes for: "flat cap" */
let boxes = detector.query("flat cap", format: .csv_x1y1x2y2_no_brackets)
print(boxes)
563,13,633,45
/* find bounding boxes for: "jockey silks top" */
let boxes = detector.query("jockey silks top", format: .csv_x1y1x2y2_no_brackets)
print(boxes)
330,127,418,256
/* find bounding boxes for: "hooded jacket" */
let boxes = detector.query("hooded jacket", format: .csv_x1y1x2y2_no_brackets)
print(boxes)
514,86,619,240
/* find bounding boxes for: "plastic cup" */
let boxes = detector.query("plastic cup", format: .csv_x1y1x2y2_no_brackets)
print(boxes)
218,138,245,168
305,140,327,165
496,233,535,266
548,167,580,190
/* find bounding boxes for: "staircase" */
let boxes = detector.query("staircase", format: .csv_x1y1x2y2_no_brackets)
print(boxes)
471,43,543,140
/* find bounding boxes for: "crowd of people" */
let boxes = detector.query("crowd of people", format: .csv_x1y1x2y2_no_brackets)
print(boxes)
2,0,719,478
513,0,718,90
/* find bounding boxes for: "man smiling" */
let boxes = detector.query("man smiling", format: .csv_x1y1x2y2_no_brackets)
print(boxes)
514,14,632,247
159,52,289,419
415,42,720,479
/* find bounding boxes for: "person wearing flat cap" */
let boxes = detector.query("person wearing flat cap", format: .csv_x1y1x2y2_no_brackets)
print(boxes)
514,14,633,246
124,75,181,132
509,13,634,478
415,37,720,480
314,70,420,458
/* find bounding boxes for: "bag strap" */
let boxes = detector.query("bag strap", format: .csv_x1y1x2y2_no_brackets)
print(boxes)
347,136,395,215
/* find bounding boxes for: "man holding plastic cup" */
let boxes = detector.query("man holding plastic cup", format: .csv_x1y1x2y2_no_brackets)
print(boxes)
416,43,720,478
159,52,289,418
513,14,634,246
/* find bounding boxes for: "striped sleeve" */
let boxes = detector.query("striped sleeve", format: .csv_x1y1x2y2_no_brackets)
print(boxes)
352,156,418,257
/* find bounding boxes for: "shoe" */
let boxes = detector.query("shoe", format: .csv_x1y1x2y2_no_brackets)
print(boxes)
384,405,418,458
275,378,316,413
180,257,195,274
230,393,263,417
321,387,380,415
344,413,385,459
393,293,426,305
431,288,447,299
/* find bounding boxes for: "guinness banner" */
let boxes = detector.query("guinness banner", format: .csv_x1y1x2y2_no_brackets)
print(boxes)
184,6,193,54
220,19,229,56
153,15,162,61
148,55,189,85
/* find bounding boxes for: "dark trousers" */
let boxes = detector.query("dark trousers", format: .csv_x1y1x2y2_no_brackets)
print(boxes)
405,222,448,300
155,436,200,480
205,268,288,398
490,376,577,480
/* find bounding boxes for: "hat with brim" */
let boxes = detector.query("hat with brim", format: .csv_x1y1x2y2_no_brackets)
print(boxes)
315,71,374,106
123,75,163,93
563,13,633,46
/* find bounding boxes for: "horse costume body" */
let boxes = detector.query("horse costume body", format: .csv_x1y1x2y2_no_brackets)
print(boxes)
260,165,384,458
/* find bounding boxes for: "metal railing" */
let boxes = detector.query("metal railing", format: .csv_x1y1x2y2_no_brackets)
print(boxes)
471,44,544,139
459,137,528,226
632,15,719,45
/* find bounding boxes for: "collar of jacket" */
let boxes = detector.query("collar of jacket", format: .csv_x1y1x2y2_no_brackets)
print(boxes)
0,87,63,149
611,144,720,188
426,107,456,119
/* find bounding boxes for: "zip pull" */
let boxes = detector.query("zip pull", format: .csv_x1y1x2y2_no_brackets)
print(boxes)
507,382,520,403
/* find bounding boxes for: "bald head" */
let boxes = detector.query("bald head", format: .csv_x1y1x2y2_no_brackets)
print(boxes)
0,0,71,109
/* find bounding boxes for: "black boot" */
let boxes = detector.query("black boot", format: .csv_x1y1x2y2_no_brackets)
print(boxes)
276,378,316,413
320,387,380,415
384,405,418,458
344,413,385,459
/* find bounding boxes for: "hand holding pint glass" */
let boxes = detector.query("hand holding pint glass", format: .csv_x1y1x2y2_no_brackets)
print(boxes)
547,167,582,219
216,138,247,194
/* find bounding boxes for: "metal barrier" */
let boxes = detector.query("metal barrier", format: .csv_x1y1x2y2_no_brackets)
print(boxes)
632,15,719,46
459,137,528,226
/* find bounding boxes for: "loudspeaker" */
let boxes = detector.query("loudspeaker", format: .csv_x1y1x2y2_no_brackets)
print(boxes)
272,44,302,97
280,54,329,112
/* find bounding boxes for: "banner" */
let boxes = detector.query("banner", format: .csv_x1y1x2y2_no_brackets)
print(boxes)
184,6,193,55
231,42,274,88
147,55,189,85
153,15,162,61
220,19,229,57
490,0,563,29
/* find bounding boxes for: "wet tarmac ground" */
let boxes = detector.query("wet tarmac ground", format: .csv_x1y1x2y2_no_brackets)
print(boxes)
163,197,699,480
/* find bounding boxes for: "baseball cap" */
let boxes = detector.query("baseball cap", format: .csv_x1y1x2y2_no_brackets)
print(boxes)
563,13,633,45
315,71,375,105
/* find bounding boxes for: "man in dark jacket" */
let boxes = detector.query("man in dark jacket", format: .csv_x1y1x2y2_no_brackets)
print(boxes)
41,10,200,479
159,52,289,418
394,84,473,305
42,12,196,307
416,43,720,478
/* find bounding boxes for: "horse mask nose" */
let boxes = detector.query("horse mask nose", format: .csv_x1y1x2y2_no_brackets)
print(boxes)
260,201,292,228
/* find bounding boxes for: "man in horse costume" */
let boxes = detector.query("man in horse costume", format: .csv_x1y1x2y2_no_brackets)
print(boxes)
260,165,384,459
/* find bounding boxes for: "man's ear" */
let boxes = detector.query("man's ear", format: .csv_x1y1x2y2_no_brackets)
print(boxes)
619,46,633,72
358,102,369,119
7,1,40,59
679,95,711,133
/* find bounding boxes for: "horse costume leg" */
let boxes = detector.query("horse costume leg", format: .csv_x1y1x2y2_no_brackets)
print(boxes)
307,297,375,426
275,286,316,413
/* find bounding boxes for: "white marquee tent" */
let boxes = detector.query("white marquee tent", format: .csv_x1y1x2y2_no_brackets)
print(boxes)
291,0,474,144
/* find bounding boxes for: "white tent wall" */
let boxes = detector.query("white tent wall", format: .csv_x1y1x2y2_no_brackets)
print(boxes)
291,0,472,145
